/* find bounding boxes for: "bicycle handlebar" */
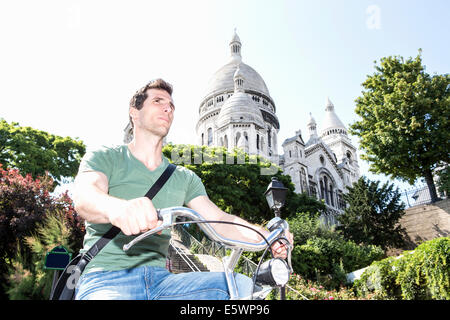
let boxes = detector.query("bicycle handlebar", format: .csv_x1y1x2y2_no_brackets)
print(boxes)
122,206,293,300
123,206,290,253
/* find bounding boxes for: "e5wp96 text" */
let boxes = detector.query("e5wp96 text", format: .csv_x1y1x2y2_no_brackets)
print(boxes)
224,304,270,315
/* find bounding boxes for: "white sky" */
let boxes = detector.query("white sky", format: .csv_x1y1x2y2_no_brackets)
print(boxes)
1,0,449,194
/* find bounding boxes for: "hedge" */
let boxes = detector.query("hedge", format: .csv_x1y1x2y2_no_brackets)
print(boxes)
354,237,450,300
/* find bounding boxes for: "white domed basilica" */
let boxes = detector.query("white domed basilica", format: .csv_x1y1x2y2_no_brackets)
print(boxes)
196,31,280,163
196,31,360,217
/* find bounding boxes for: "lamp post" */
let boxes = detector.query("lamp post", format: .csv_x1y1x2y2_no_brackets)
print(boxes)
264,177,288,299
264,177,288,217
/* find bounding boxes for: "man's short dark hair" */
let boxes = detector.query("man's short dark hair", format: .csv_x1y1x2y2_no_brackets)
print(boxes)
128,78,173,128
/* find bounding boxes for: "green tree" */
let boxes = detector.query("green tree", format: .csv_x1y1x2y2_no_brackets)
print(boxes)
436,165,449,197
350,51,450,202
162,144,326,223
0,119,86,185
337,177,407,250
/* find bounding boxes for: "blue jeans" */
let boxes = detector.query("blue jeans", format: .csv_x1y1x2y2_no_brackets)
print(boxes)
75,266,253,300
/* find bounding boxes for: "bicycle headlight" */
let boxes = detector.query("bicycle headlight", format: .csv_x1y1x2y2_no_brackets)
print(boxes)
255,258,290,287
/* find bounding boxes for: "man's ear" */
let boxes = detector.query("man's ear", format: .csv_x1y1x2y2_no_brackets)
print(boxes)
129,107,138,124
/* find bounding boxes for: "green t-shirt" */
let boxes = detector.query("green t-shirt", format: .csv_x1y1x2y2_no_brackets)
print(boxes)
77,144,207,274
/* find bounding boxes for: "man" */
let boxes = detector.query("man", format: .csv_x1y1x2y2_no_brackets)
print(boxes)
73,79,293,300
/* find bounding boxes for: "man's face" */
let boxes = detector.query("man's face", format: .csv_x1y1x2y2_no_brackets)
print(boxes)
130,88,175,138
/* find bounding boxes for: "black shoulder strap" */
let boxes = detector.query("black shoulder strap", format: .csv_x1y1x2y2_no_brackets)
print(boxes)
144,163,176,199
84,163,177,260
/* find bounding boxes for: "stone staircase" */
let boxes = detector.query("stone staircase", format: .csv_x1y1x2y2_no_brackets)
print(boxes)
195,254,224,272
167,234,210,273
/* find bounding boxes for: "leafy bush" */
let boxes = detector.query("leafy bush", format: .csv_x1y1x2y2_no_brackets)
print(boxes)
55,190,85,253
0,166,84,267
354,237,450,300
6,209,74,300
282,212,384,289
292,237,384,289
0,165,85,299
287,212,339,246
0,165,55,267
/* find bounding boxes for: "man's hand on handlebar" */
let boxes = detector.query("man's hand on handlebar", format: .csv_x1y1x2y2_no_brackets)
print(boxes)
108,197,162,236
270,231,293,259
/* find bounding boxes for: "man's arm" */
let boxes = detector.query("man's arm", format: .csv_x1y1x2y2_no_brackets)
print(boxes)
186,195,293,258
73,171,161,235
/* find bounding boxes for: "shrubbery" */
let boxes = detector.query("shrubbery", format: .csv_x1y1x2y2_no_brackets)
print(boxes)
0,165,55,268
0,165,84,299
354,237,450,300
287,213,384,289
292,237,384,287
6,210,73,300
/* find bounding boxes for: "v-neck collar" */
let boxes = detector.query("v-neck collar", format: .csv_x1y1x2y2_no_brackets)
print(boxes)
125,145,167,175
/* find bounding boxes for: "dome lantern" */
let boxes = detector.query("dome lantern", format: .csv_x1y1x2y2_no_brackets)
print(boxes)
230,28,242,62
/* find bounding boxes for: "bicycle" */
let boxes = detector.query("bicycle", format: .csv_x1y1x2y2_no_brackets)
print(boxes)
123,206,293,300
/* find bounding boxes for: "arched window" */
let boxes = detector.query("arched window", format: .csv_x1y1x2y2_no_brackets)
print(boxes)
320,180,325,201
207,128,213,146
243,132,249,152
256,134,260,150
329,184,334,207
323,176,329,204
300,168,307,194
224,135,228,149
235,132,241,147
346,151,352,164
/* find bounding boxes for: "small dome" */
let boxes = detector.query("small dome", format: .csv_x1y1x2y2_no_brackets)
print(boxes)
320,97,347,136
216,91,265,129
307,112,316,126
230,29,241,44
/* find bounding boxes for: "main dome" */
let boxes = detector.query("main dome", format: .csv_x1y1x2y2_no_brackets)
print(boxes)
204,61,271,98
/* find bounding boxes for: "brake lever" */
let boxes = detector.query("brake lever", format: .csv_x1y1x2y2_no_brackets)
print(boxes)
275,236,293,273
123,209,173,251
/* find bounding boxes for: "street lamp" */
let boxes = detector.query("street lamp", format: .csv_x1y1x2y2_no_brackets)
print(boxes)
264,177,288,217
264,177,289,300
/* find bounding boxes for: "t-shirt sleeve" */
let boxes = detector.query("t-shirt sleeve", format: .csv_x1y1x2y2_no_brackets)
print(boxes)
184,170,207,205
77,146,115,182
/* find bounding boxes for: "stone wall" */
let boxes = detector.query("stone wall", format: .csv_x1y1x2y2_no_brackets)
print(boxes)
391,198,450,254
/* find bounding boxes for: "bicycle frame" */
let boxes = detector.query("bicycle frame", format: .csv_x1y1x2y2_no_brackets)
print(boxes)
123,206,293,300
